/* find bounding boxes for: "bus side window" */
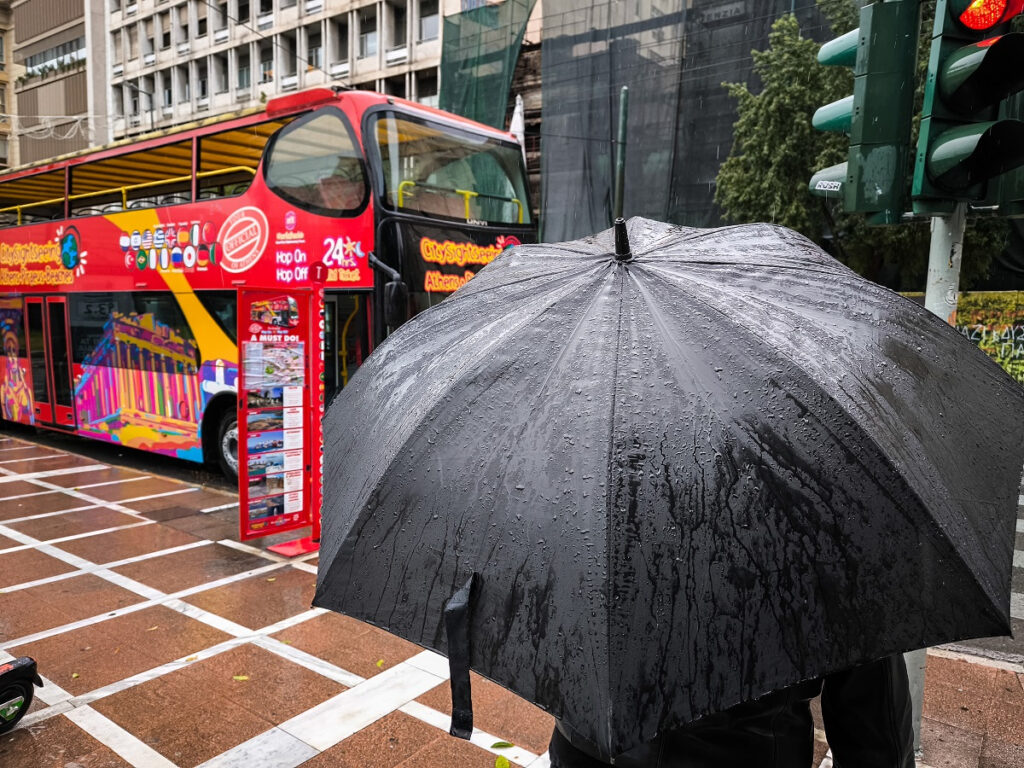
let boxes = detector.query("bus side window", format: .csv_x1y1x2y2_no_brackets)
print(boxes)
264,109,367,217
198,118,290,200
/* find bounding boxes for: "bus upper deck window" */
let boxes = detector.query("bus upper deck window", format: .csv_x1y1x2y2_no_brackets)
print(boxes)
264,109,367,217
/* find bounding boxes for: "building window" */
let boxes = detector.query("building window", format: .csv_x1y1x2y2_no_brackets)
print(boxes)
0,137,8,168
359,7,377,58
419,0,438,41
0,33,5,71
214,53,228,93
237,0,250,22
331,18,348,63
162,71,172,107
128,25,139,59
415,68,437,106
177,3,190,42
238,48,251,88
178,64,190,102
307,26,322,70
197,4,208,36
389,1,407,48
160,12,171,48
112,30,123,64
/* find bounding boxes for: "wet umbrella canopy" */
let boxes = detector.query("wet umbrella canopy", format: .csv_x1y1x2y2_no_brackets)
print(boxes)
314,217,1024,757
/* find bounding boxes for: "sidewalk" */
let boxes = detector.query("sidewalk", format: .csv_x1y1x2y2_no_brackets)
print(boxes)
0,434,1020,767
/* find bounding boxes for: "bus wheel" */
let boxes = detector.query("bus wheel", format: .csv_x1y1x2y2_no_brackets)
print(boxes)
216,413,239,482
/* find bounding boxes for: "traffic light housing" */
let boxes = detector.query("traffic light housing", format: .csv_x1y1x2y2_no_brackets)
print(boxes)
912,0,1024,214
809,1,919,225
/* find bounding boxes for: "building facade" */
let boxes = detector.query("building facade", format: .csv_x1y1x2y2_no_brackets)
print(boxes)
107,0,449,141
0,1,15,169
10,0,104,164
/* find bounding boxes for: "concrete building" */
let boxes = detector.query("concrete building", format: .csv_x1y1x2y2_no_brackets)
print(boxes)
10,0,99,164
0,0,15,169
106,0,448,141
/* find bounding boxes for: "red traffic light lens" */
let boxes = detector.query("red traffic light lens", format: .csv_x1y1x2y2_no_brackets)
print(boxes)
955,0,1024,28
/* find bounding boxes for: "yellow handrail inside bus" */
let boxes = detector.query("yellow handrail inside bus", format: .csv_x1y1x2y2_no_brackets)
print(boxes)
0,166,257,225
397,179,416,207
455,189,478,220
340,295,360,389
395,179,523,224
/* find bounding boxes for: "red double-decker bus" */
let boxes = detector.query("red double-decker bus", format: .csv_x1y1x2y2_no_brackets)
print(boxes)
0,87,535,544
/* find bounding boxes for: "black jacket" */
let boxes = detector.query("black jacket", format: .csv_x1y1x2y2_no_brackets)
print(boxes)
548,655,914,768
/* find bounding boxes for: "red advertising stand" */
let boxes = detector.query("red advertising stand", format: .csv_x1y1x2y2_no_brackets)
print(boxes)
237,288,325,555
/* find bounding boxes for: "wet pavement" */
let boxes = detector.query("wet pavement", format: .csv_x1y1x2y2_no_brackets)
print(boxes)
0,433,1021,767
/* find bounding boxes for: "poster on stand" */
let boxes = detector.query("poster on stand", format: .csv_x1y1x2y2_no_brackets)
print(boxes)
238,289,322,541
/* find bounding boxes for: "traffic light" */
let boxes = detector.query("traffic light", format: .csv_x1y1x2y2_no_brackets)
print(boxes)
912,0,1024,214
809,1,920,225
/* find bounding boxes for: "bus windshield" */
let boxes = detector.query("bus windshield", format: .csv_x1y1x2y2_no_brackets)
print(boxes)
372,111,531,226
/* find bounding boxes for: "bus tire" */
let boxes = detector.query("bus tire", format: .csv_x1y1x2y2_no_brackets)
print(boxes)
215,412,239,483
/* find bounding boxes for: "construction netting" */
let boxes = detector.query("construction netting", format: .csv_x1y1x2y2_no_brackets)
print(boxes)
439,0,538,130
540,0,829,242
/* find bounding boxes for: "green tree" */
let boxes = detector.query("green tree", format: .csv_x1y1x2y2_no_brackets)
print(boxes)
715,1,1007,291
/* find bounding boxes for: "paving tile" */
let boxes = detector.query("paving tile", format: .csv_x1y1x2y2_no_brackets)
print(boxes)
172,643,346,720
0,574,145,642
83,477,190,502
272,612,422,679
0,712,131,767
980,737,1024,768
126,487,236,513
53,523,201,564
161,512,239,542
396,728,524,767
416,671,553,755
298,710,445,768
0,454,99,474
8,605,233,695
6,507,143,541
111,542,269,593
132,503,203,522
0,480,54,498
0,491,86,520
926,656,1024,744
0,548,77,588
184,566,315,630
46,467,146,488
92,644,343,767
921,717,984,768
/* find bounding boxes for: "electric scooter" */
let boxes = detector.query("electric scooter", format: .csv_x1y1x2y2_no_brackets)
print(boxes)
0,657,43,735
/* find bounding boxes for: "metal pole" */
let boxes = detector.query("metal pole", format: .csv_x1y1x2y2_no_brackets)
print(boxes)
613,86,628,222
923,202,967,322
908,201,968,753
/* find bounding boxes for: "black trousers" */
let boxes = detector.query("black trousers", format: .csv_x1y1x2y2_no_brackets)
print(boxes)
548,655,914,768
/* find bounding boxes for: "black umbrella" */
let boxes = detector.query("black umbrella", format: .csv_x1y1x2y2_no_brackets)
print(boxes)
314,217,1024,757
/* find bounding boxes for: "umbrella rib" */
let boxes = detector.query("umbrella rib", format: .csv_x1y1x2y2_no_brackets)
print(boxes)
600,263,627,753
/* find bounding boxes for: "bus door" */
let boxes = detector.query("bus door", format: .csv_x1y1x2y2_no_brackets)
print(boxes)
324,291,371,404
24,297,76,428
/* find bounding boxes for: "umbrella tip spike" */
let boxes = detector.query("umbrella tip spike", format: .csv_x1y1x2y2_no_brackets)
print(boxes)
614,218,631,261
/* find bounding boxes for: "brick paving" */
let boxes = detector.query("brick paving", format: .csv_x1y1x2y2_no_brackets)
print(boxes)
0,433,1021,767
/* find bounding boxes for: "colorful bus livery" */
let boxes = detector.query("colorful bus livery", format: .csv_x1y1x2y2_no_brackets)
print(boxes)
0,88,536,543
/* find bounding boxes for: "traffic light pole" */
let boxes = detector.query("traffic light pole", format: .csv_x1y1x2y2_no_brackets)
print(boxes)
923,203,967,323
908,201,967,753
